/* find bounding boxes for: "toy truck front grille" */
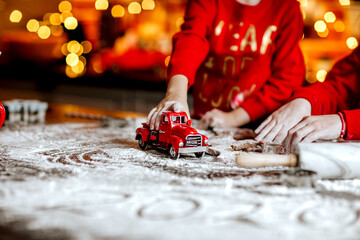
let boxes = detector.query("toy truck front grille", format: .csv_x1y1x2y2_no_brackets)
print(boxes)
186,135,202,147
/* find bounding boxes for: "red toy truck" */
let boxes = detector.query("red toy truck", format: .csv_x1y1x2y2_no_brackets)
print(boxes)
135,112,208,159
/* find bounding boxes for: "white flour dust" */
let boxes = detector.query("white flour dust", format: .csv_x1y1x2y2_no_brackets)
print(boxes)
0,119,359,240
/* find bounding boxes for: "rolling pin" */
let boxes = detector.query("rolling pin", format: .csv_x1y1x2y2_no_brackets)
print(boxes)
236,142,360,179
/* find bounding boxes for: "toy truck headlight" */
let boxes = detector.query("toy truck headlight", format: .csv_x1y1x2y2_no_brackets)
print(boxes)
179,141,184,147
204,139,208,145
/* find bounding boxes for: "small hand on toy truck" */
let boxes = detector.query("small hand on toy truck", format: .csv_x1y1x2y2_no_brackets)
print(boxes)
135,112,208,159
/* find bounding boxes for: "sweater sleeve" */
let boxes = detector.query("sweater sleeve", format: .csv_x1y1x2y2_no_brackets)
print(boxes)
167,0,216,87
241,1,305,121
343,109,360,140
292,47,360,115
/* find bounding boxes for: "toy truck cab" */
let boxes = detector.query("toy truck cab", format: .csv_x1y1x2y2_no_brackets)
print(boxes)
135,112,208,159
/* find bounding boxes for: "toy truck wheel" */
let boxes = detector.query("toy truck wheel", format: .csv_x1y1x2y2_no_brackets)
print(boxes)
138,137,148,150
169,145,179,160
195,152,205,158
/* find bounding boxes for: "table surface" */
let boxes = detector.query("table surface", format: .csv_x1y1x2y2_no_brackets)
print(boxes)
1,104,360,240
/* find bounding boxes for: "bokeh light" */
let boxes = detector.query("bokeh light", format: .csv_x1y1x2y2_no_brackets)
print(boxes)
142,0,155,10
95,0,109,10
66,53,80,67
111,5,125,18
317,28,329,38
314,20,327,32
61,43,69,56
316,70,327,82
26,19,40,32
10,10,22,23
128,2,142,14
339,0,350,6
72,61,85,74
81,41,93,54
79,56,87,65
324,12,336,23
59,1,72,12
50,25,64,37
65,65,78,78
37,26,51,39
334,21,345,32
346,37,358,50
60,11,73,22
67,40,81,53
50,13,62,25
64,17,78,30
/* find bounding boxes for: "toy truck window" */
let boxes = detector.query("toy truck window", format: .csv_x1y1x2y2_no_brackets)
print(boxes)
162,116,168,123
171,116,187,124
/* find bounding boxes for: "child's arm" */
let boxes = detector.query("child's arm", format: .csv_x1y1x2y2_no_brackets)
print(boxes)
240,1,305,122
148,0,216,130
147,75,189,130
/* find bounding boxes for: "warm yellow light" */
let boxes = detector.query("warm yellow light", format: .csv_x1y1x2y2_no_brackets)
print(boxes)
64,17,78,30
10,10,22,23
67,40,80,53
37,26,51,39
339,0,350,6
61,43,69,56
316,70,327,82
43,13,52,24
59,1,72,12
79,56,87,65
72,61,85,74
324,12,336,23
165,56,171,67
50,13,62,25
176,17,184,29
95,0,109,10
314,20,327,32
347,37,358,50
334,21,345,32
65,65,78,78
26,19,40,32
142,0,155,10
67,42,77,54
111,5,125,17
66,53,79,67
317,28,329,38
60,11,73,22
76,45,84,56
128,2,142,14
81,41,92,54
298,0,308,7
50,25,64,37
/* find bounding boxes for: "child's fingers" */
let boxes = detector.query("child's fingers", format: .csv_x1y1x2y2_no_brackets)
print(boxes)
153,111,162,130
255,120,276,142
255,116,272,134
172,102,183,113
272,127,289,144
260,123,283,143
285,121,313,151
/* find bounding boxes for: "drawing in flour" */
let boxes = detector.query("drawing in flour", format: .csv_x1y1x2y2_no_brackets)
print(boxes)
135,111,208,159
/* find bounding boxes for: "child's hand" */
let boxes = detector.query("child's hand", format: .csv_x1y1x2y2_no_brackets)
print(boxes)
147,74,189,130
198,108,250,129
284,114,342,151
147,97,189,130
255,98,312,144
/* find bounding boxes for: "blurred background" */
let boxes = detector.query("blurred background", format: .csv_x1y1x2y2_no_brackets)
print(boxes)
0,0,359,114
